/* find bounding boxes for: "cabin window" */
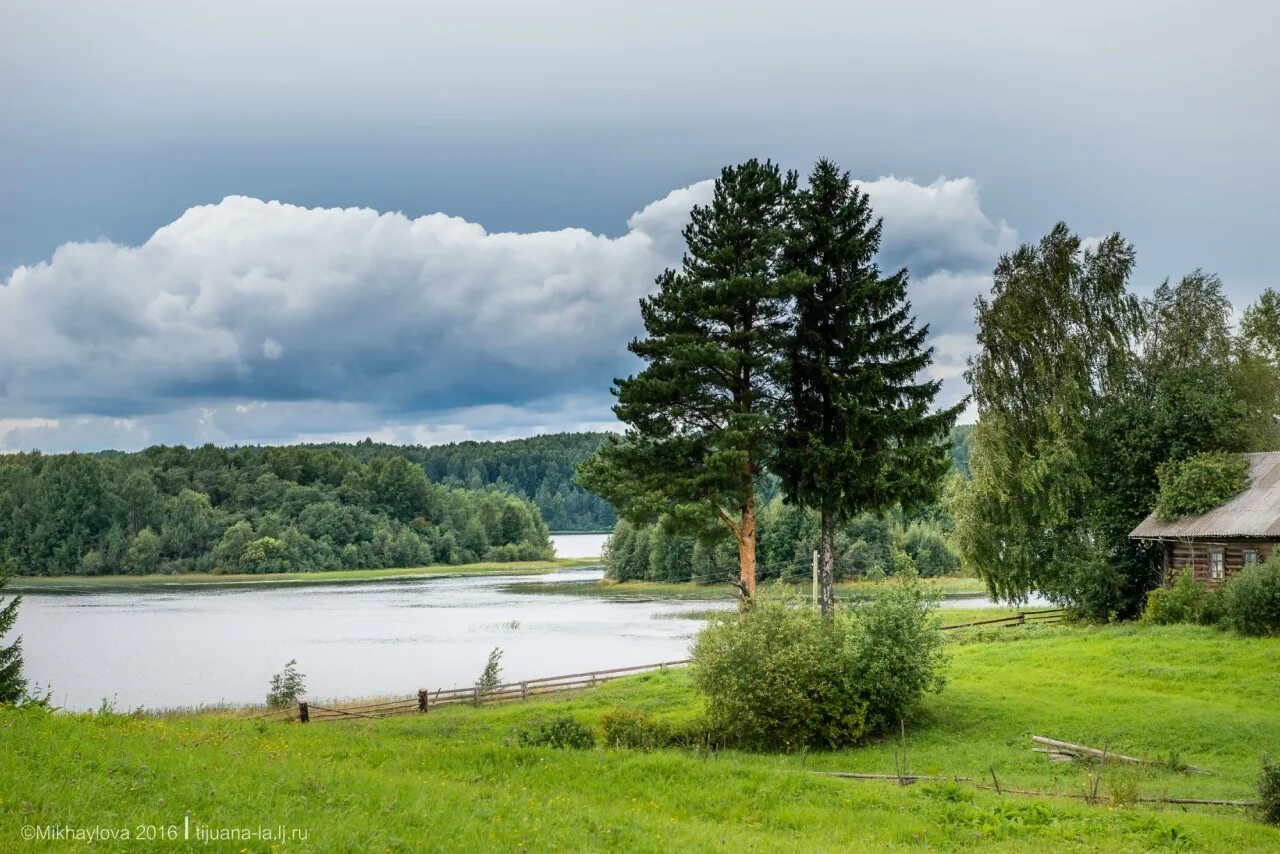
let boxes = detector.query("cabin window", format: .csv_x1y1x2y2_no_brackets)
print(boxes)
1210,548,1225,581
1245,549,1258,567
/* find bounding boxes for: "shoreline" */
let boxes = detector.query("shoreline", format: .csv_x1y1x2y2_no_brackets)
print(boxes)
5,557,603,592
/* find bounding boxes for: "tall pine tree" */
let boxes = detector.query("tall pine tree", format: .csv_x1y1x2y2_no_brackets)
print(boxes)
579,159,796,598
776,160,961,615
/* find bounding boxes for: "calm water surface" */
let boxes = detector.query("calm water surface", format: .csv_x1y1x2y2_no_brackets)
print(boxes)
16,567,719,712
13,534,1028,711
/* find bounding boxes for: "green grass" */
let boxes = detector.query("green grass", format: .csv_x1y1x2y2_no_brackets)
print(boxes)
4,558,601,592
512,574,989,601
3,624,1277,851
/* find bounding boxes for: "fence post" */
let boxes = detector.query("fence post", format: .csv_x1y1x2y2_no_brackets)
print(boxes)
418,689,428,713
520,682,528,700
298,701,309,724
812,550,819,608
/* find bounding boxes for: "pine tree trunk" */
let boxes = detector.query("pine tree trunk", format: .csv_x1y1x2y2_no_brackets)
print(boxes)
737,495,757,598
819,507,836,617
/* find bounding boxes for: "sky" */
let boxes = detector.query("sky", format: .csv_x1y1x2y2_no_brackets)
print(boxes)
1,0,1277,452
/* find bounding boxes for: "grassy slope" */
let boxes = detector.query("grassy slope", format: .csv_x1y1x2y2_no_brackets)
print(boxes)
4,558,600,591
3,625,1278,851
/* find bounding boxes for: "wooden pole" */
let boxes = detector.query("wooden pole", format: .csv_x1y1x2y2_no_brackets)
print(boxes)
298,701,309,724
812,550,819,608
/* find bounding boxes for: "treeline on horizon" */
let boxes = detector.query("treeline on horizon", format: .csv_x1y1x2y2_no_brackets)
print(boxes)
0,444,552,577
302,433,617,532
602,426,971,584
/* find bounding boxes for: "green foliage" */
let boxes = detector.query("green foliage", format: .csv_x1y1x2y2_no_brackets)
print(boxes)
1220,562,1280,637
514,714,596,749
1155,452,1250,521
900,522,960,578
474,647,503,705
1260,756,1280,825
265,659,305,708
953,224,1141,611
691,584,944,749
602,498,963,585
580,159,798,593
775,159,961,612
0,570,25,705
0,444,551,576
598,707,710,750
124,527,161,575
1141,571,1221,626
314,433,617,532
953,231,1280,620
598,707,664,750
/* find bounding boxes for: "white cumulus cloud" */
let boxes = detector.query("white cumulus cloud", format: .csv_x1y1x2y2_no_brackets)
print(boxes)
0,174,1008,450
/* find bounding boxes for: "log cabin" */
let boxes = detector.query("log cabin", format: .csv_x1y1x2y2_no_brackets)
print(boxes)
1130,451,1280,584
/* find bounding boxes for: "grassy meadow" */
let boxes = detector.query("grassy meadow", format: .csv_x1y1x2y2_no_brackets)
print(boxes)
3,624,1278,851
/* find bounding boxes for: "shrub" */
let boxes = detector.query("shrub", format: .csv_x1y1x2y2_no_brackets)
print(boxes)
1141,570,1221,626
1154,452,1249,521
474,647,503,705
514,713,595,749
1220,562,1280,636
597,707,710,750
691,584,945,750
265,659,306,708
1260,756,1280,825
600,707,664,750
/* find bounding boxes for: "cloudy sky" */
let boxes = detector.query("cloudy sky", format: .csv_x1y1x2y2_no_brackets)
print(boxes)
2,1,1276,452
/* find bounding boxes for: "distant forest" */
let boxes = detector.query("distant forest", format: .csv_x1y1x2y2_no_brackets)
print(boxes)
305,433,618,531
0,445,551,577
601,425,974,584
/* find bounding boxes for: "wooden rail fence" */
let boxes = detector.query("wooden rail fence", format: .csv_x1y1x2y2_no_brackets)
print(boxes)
253,659,691,724
253,608,1066,723
937,607,1066,631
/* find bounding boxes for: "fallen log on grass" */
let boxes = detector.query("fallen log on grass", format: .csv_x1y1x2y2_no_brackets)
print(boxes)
819,772,1255,808
1030,736,1213,774
816,772,971,784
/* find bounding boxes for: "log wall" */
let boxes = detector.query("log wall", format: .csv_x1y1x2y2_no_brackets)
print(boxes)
1163,539,1274,584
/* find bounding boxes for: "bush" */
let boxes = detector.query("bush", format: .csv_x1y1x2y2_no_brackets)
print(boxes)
597,707,710,750
1155,452,1249,521
1220,562,1280,636
1141,570,1221,626
473,647,503,705
1260,756,1280,825
514,714,595,749
691,584,945,750
265,659,306,708
600,707,664,750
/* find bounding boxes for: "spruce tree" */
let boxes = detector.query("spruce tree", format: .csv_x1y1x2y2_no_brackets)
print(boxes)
0,569,25,704
776,160,961,615
580,159,796,599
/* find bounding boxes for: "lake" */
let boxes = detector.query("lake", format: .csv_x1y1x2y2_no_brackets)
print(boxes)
10,533,1024,711
13,533,721,711
551,531,609,558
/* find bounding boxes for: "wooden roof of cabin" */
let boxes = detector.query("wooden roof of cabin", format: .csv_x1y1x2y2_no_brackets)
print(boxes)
1130,452,1280,540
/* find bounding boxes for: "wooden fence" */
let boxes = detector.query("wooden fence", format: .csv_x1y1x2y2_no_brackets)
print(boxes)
937,607,1067,631
253,659,691,724
252,608,1067,723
